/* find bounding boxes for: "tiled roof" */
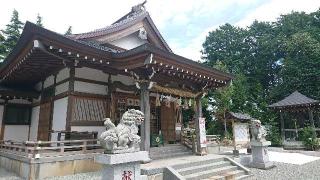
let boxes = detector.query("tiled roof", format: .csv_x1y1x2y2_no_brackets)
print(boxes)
68,3,172,52
69,11,148,40
269,91,319,108
70,38,122,53
227,112,252,122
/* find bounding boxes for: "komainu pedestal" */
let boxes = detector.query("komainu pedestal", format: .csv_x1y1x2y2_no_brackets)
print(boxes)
95,151,150,180
250,141,274,169
249,119,275,169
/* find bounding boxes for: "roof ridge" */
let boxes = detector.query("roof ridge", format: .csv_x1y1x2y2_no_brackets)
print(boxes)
70,3,149,40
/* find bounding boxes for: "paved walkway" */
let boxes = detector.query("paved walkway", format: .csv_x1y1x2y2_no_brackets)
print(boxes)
141,153,224,170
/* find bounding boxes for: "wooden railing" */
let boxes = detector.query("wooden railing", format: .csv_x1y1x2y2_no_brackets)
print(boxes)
181,131,196,153
0,139,103,159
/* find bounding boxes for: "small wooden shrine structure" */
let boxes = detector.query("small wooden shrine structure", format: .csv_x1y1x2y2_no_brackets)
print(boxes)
269,91,320,146
226,112,252,153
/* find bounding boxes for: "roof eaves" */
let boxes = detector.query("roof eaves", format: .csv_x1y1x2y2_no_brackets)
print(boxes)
111,44,234,80
0,21,116,75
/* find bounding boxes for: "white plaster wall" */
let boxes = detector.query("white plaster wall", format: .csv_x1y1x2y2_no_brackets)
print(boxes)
110,33,147,50
0,105,4,139
74,81,107,95
71,126,106,137
29,106,40,141
3,125,29,141
51,97,68,141
111,74,135,86
8,99,31,104
44,75,54,88
75,67,108,82
55,82,69,95
56,68,70,83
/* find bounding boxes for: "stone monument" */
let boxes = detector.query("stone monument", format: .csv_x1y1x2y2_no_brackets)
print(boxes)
249,119,274,169
95,109,150,180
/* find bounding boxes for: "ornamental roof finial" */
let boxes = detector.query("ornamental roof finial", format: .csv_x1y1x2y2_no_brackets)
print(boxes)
132,0,147,14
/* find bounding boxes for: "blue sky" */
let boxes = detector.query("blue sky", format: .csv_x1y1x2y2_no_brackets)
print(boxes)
160,0,269,59
0,0,320,60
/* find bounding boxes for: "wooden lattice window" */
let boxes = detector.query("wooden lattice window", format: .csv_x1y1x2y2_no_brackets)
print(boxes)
72,96,109,122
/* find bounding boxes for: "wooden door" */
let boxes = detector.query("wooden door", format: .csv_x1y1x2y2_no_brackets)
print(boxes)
37,102,52,141
160,102,176,143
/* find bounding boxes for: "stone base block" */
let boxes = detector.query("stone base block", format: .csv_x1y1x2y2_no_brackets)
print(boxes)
250,161,275,170
250,141,275,169
95,151,150,180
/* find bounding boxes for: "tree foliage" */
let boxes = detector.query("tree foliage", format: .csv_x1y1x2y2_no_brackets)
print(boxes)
1,9,24,60
0,10,46,63
202,9,320,142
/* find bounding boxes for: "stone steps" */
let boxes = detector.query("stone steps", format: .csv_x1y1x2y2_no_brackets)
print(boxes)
177,161,231,176
164,157,251,180
184,165,239,180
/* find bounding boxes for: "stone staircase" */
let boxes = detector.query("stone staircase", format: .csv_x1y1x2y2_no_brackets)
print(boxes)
149,144,193,160
164,157,251,180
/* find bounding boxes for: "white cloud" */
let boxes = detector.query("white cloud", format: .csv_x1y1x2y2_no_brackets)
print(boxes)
169,24,222,61
236,0,320,27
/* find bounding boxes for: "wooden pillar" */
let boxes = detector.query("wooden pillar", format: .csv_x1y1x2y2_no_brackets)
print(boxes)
107,74,115,120
309,109,316,137
66,66,75,132
280,111,285,143
195,96,206,155
0,99,8,140
140,82,150,151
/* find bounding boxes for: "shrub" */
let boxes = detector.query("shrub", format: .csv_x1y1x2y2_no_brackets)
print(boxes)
265,125,282,146
301,126,319,150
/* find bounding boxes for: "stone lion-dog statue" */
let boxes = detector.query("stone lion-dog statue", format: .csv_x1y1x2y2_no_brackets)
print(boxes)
250,119,267,142
99,109,144,154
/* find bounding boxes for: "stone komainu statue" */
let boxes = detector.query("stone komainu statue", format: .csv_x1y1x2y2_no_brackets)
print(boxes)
99,109,144,154
250,119,267,142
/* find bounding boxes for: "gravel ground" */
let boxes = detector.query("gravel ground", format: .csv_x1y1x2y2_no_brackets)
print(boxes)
246,160,320,180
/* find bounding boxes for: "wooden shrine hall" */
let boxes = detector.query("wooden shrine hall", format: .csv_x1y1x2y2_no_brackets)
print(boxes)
269,91,320,148
0,2,233,154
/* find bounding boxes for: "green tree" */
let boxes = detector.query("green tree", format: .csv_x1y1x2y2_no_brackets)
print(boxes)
202,24,249,74
281,32,320,99
0,32,6,62
202,9,320,145
36,13,43,27
1,9,24,58
65,26,72,35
